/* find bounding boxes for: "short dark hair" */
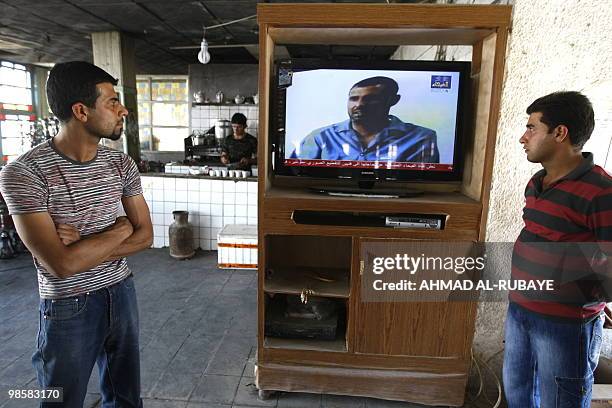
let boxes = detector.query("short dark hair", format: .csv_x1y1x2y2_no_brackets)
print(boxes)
526,91,595,148
231,113,247,126
351,76,399,98
47,61,117,122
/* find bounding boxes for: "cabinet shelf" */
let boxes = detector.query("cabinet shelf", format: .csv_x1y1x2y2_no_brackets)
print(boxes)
264,266,350,298
264,333,347,353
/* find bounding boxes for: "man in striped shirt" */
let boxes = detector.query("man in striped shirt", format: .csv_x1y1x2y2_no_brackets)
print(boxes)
503,91,611,408
0,62,152,407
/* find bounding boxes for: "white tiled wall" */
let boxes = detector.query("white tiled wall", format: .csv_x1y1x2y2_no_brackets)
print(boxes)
141,176,258,251
191,105,259,138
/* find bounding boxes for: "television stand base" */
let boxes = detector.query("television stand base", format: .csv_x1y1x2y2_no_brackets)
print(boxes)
309,186,424,198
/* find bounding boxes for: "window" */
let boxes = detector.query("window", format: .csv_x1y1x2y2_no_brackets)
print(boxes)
137,76,189,151
0,61,35,162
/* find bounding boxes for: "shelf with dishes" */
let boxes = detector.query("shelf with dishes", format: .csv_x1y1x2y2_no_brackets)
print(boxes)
193,91,258,105
192,102,258,107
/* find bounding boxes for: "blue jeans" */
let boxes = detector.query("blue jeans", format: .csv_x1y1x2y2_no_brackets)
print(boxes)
32,275,142,408
503,302,603,408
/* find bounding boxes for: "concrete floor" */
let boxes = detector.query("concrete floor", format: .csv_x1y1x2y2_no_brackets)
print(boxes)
0,248,497,408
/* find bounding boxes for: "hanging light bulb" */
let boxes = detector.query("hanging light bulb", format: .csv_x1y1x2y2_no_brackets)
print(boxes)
198,28,210,64
198,39,210,64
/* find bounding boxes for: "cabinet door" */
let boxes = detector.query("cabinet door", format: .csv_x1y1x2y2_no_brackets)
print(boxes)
352,238,477,357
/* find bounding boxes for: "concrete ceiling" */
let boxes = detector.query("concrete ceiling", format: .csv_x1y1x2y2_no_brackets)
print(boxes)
0,0,431,74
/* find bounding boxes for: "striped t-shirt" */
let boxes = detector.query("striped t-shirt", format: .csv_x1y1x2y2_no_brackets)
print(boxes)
0,139,142,299
510,152,612,321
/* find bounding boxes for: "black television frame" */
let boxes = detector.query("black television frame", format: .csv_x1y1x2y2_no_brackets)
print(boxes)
270,58,472,184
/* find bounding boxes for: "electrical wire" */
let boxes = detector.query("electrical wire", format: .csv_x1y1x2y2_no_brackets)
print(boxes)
478,353,503,408
604,136,612,170
465,347,504,408
195,14,256,63
205,14,256,30
415,45,435,60
485,348,505,365
466,348,484,405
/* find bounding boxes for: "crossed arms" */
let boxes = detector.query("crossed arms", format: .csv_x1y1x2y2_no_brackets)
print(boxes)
12,194,153,279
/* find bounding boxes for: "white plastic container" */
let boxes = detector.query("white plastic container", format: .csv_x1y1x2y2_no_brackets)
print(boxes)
217,224,257,269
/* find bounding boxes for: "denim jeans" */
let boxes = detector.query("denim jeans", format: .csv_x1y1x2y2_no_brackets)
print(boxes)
503,302,603,408
32,275,142,408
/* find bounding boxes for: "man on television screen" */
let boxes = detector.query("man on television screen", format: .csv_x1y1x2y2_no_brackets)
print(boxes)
291,76,439,163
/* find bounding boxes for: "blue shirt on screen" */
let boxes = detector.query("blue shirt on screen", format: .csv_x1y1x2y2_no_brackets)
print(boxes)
290,115,439,163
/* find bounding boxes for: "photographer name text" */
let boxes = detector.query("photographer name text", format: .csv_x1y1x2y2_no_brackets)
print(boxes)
372,279,554,292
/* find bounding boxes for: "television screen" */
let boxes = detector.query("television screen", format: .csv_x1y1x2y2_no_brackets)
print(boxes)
272,59,470,183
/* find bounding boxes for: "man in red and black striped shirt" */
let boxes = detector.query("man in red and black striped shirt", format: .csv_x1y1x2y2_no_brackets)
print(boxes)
503,91,611,408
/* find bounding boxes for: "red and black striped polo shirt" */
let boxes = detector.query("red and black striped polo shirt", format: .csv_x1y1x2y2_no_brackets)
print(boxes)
510,152,612,321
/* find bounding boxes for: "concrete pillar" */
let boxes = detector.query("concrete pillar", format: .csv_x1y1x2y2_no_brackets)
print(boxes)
91,31,140,162
32,66,50,119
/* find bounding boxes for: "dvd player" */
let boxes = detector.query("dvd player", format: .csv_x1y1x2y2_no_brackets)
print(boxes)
292,210,446,230
385,216,442,229
309,186,423,198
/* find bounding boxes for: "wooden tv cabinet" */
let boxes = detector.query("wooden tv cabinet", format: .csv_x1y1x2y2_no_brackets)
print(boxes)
255,4,511,406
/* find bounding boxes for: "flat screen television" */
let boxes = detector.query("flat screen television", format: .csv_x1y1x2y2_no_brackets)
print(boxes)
270,59,471,193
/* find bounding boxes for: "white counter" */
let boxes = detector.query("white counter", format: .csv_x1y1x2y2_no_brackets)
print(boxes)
140,174,258,250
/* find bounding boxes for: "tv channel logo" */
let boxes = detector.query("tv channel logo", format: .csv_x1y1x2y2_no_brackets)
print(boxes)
431,75,452,90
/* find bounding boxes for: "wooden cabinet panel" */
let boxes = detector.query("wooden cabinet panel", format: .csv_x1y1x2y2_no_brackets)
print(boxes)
353,301,476,357
352,239,478,357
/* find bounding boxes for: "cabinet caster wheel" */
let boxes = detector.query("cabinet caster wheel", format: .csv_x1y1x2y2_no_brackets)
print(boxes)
258,389,275,400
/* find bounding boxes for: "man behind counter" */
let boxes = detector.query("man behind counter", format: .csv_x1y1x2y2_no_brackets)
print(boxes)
220,113,257,170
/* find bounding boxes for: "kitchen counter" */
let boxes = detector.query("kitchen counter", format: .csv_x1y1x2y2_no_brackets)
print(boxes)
141,172,257,182
157,163,259,178
140,174,258,250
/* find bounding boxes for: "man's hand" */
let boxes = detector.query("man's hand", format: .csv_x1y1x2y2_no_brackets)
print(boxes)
56,224,80,246
112,216,134,237
239,157,250,166
106,195,153,260
57,218,132,247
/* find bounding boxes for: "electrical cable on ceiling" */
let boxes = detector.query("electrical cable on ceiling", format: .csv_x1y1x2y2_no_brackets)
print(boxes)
206,14,256,30
197,14,257,64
